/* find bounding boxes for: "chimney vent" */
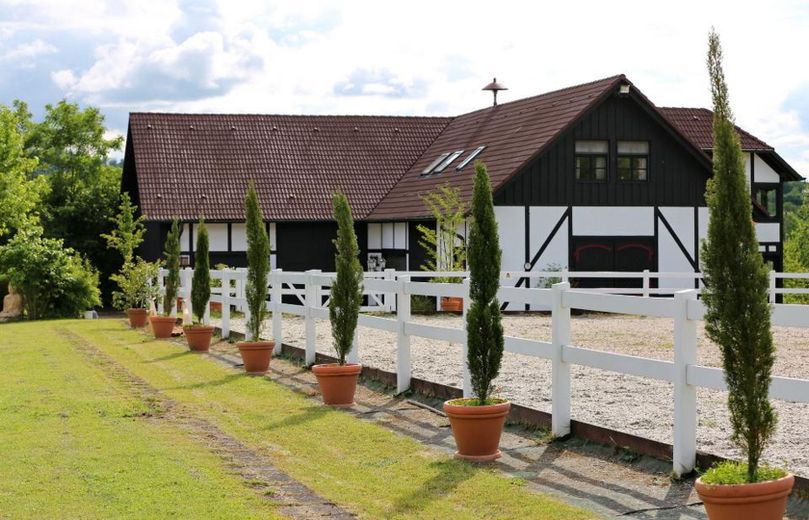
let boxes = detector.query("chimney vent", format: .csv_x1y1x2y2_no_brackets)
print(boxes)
482,77,508,106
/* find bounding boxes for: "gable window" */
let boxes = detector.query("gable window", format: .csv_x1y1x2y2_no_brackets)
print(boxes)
617,141,649,181
575,140,608,181
753,185,778,218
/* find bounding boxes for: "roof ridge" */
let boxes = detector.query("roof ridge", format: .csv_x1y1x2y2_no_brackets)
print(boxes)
129,112,454,120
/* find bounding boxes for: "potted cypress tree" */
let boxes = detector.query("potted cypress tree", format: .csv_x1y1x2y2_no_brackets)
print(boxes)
184,217,215,352
237,181,274,374
312,192,363,407
150,219,181,339
694,30,794,520
443,162,509,461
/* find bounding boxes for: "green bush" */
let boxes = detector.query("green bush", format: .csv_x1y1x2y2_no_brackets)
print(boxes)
701,461,786,485
411,295,437,315
416,184,467,283
329,192,363,365
191,217,210,324
0,228,100,319
110,258,159,310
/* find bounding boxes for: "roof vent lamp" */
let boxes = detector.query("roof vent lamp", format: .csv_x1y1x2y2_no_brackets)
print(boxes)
482,77,508,107
618,83,631,95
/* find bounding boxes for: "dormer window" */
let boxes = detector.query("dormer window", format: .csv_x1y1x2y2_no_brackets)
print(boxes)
617,141,649,181
575,140,608,181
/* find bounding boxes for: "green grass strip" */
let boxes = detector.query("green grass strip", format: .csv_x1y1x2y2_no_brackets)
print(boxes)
0,320,280,519
64,319,597,519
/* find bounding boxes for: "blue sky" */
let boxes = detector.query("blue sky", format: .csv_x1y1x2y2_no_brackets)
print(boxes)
1,0,808,173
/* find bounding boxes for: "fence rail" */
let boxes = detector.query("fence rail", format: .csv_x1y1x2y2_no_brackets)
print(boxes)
158,267,809,477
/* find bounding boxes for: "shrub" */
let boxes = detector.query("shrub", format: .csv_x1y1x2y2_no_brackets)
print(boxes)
329,192,363,365
244,181,270,340
465,162,504,404
701,30,776,482
191,217,210,324
0,228,100,319
110,258,159,310
416,184,467,283
101,192,146,265
162,219,181,316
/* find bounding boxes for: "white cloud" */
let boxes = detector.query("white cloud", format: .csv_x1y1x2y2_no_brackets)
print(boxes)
1,38,57,61
50,68,77,89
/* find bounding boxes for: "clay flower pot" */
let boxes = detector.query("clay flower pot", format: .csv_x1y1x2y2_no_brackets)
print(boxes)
184,325,215,352
210,301,222,313
441,296,463,313
312,363,362,407
695,473,794,520
443,399,511,462
237,341,275,375
126,308,148,328
149,315,177,339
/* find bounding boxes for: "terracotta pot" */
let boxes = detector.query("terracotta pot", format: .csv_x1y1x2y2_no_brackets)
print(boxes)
312,363,362,407
441,296,463,313
695,473,794,520
149,315,177,339
443,399,511,462
126,308,148,328
184,325,215,352
210,301,222,313
237,341,275,375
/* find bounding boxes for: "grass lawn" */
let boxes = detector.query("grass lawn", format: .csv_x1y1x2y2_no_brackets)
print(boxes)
1,319,598,519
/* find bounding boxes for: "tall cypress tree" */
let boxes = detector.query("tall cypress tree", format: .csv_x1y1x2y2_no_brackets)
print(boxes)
329,192,363,365
702,30,776,482
191,217,210,324
162,219,181,316
466,162,504,404
244,180,270,341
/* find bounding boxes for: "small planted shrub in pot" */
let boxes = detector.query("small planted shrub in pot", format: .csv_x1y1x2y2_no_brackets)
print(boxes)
150,219,181,339
312,192,363,407
237,181,274,374
416,184,467,312
184,217,215,352
695,31,793,520
110,259,159,328
443,162,510,461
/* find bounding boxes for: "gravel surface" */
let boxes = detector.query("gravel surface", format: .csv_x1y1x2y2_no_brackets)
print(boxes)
214,311,809,477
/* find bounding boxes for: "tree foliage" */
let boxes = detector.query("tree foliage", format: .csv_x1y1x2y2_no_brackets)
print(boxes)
701,30,776,482
162,219,181,316
0,228,100,319
416,184,467,282
244,181,270,341
110,258,159,311
783,187,809,304
0,104,47,237
329,192,363,365
465,162,504,404
101,192,146,265
191,217,211,324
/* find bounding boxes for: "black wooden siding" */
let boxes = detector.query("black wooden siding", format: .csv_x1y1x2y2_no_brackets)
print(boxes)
494,94,709,207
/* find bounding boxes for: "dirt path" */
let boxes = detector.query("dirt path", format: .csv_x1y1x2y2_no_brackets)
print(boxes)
59,327,355,520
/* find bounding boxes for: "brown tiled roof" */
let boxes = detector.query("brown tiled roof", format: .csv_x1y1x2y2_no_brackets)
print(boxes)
369,75,626,219
128,113,451,221
658,107,773,151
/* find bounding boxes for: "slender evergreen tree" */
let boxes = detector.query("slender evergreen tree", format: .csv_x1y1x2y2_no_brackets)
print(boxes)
244,181,270,341
466,162,504,404
101,192,146,265
702,30,776,482
329,192,363,365
162,219,181,316
191,217,210,324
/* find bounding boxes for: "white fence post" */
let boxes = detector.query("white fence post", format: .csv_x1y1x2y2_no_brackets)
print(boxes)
384,268,396,312
561,267,569,284
551,282,571,437
642,269,650,298
182,267,193,324
396,275,411,393
157,270,166,315
461,278,472,398
673,289,698,477
769,270,777,304
220,268,231,338
304,269,321,366
271,269,283,355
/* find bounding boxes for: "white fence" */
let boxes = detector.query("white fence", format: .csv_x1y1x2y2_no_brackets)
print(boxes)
158,268,809,477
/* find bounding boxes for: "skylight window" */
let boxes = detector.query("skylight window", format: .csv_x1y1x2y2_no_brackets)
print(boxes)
433,150,464,173
456,146,486,170
421,153,450,175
